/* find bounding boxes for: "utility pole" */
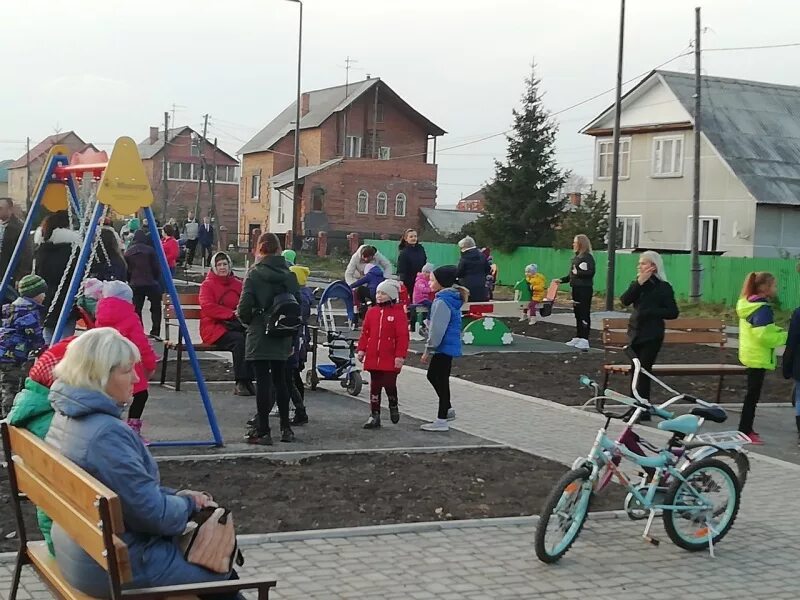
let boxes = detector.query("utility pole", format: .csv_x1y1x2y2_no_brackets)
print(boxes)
289,0,303,249
605,0,626,311
690,6,703,303
208,137,218,221
162,112,170,223
342,55,358,157
194,114,209,218
25,137,31,211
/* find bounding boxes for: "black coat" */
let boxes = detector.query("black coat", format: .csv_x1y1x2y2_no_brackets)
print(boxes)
561,252,595,288
397,243,427,292
34,227,81,329
457,247,490,302
0,214,33,290
782,308,800,381
90,229,127,281
620,277,679,344
125,230,161,288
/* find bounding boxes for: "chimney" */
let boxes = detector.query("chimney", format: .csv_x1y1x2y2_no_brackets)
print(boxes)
149,126,159,144
301,93,310,117
569,192,582,207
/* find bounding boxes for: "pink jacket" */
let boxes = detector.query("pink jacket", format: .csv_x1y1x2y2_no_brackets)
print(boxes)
412,272,434,305
95,297,158,394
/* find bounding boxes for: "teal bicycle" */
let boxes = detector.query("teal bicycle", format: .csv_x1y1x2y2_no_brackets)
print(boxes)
534,358,742,564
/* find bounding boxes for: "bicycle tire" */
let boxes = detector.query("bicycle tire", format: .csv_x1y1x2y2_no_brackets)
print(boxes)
534,467,593,564
662,457,740,552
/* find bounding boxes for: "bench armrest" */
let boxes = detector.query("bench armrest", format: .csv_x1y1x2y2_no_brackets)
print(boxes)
122,577,277,600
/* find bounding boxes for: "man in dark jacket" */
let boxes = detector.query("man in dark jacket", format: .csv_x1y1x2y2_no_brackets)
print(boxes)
198,217,215,268
125,230,162,338
456,236,490,302
782,306,800,443
0,198,33,298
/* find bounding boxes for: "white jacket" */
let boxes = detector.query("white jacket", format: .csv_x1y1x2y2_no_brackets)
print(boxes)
344,244,393,285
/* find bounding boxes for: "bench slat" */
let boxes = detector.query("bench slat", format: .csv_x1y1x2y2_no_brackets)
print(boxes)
163,294,200,306
28,542,97,600
603,317,726,331
164,342,216,351
165,308,203,320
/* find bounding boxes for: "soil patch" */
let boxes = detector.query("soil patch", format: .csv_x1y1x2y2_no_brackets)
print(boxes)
406,320,792,406
153,358,236,383
0,447,625,551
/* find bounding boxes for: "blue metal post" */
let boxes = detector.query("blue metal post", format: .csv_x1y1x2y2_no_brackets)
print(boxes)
143,206,224,447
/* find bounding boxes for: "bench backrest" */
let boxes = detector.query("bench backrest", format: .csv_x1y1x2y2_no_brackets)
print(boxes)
1,423,132,583
602,317,727,347
163,293,202,321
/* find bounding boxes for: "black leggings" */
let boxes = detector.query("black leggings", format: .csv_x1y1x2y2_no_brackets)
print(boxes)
571,286,593,340
629,338,663,401
287,364,304,408
251,360,290,430
426,353,453,420
739,368,765,435
129,390,148,419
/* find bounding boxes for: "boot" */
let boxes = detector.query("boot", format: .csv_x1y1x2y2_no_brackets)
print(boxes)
291,405,309,426
234,381,253,396
126,418,150,445
363,411,381,429
388,397,400,424
280,426,295,443
245,427,273,445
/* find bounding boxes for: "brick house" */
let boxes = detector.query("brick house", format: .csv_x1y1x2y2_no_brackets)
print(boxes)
455,188,486,212
238,77,446,251
138,126,240,241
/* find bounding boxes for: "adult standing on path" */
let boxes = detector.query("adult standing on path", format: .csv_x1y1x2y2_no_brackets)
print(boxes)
619,251,679,414
456,236,490,302
238,232,300,445
183,212,199,266
198,216,215,268
0,197,33,297
556,234,596,351
397,228,427,331
125,230,162,339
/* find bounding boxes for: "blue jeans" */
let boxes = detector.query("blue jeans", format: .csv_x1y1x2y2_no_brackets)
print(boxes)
794,381,800,417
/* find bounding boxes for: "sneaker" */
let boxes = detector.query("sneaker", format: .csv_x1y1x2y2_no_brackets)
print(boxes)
420,418,450,432
280,427,295,443
566,338,579,347
246,412,258,427
446,408,456,421
518,315,527,322
363,412,381,429
291,407,309,426
149,333,163,342
574,338,590,351
245,429,273,445
270,405,279,416
528,317,537,325
126,418,150,445
389,401,400,424
747,432,764,445
234,382,253,396
410,331,425,342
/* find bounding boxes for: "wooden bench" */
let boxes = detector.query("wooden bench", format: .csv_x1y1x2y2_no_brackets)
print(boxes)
602,317,747,402
160,294,216,391
1,422,276,600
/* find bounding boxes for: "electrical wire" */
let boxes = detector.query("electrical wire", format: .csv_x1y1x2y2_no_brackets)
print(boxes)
704,42,800,52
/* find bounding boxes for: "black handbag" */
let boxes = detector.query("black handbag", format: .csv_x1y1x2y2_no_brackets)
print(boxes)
223,319,246,333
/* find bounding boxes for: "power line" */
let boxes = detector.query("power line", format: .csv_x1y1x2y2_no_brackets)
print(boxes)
704,41,800,52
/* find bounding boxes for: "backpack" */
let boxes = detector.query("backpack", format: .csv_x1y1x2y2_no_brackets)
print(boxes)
265,291,302,338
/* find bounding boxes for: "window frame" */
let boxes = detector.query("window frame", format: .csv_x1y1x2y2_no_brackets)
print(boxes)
346,136,362,158
379,146,391,160
687,215,720,253
311,186,325,212
596,136,631,180
617,215,641,250
356,190,369,214
250,174,261,201
651,134,685,178
376,191,388,216
395,193,407,217
277,190,285,224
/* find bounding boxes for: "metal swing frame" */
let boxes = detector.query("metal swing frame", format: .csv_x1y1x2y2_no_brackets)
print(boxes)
0,148,224,448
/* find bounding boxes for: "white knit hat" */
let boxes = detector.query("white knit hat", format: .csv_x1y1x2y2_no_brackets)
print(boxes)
376,279,400,301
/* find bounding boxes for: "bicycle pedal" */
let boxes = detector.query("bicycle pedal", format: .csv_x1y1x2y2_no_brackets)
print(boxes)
643,535,660,546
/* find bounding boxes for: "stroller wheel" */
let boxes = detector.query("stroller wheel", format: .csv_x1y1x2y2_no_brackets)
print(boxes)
306,370,319,390
346,371,363,396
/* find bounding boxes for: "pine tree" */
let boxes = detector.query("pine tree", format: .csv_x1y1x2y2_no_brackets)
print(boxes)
468,64,567,252
554,191,611,250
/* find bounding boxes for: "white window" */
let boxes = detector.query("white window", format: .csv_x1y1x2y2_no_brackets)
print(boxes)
357,190,368,214
395,193,407,217
652,135,684,177
379,147,391,160
688,216,719,252
168,162,181,180
277,191,285,224
376,192,388,215
346,136,362,158
597,138,630,179
251,174,261,200
618,216,641,249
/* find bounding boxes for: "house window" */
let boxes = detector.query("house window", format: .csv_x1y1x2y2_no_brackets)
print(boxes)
192,164,203,181
357,190,368,214
395,193,407,217
277,191,285,224
597,138,630,179
168,162,181,180
617,216,641,249
179,163,193,180
190,136,201,157
689,216,719,252
251,174,261,201
379,147,391,160
652,135,684,177
376,192,388,215
346,136,362,158
311,187,325,212
376,103,384,123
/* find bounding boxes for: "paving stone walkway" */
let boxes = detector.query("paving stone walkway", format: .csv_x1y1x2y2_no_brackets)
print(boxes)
3,365,796,599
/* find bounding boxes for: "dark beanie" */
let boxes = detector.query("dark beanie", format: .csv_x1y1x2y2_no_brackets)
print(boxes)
433,265,458,288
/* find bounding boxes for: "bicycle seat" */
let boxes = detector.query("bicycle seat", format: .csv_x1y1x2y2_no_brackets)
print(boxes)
690,405,727,423
657,414,700,436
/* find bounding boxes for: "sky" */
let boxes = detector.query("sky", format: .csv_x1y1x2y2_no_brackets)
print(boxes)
4,0,800,206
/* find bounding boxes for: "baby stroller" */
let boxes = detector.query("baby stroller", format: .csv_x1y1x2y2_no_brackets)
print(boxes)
306,280,363,396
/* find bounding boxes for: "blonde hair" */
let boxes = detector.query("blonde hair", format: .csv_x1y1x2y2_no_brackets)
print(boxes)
53,328,141,393
574,234,592,254
640,250,667,282
741,272,775,298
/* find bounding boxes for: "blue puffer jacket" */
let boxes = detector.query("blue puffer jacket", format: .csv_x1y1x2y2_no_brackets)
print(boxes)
45,382,231,598
0,297,45,365
425,288,464,358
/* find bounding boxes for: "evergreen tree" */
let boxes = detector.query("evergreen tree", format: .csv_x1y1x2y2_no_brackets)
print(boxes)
554,191,610,250
468,64,567,252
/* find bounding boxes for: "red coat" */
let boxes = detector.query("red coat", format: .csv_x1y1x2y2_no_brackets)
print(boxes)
162,237,179,268
356,302,409,372
199,271,243,345
95,297,158,394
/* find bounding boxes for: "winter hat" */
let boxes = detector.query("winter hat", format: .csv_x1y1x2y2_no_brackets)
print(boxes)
290,265,310,286
211,251,232,276
102,280,134,303
376,279,400,302
82,278,105,300
127,217,140,232
421,263,434,274
432,265,458,288
29,336,74,388
525,264,538,275
17,274,47,298
282,249,297,265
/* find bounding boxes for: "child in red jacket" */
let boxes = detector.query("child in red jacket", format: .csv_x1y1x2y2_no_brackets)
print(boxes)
95,281,159,441
162,224,180,276
356,280,410,429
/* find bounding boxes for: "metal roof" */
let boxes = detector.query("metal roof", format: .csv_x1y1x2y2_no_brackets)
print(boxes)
0,159,12,183
269,158,343,189
137,126,238,163
420,207,480,236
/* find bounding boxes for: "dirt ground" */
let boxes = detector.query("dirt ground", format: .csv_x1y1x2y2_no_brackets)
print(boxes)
0,447,626,552
406,320,792,406
153,358,237,383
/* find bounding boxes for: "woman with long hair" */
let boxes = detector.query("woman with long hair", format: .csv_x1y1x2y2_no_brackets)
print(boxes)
555,234,596,351
397,228,427,331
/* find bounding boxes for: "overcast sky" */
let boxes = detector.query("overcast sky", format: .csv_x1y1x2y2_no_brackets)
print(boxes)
4,0,800,206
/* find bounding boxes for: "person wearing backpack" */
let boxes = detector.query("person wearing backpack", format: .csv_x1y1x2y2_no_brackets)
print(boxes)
237,233,302,445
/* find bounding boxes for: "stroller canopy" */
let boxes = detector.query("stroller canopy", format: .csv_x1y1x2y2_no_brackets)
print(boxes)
317,280,356,323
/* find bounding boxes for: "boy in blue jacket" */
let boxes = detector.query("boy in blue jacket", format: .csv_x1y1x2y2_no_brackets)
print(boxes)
420,266,468,432
350,263,385,320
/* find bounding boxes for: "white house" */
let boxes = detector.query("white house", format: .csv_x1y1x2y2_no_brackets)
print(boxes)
582,70,800,258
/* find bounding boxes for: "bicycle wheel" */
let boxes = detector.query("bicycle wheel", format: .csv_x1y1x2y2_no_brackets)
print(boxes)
534,467,593,564
662,457,740,552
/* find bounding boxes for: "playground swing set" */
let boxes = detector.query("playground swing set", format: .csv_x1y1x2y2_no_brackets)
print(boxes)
0,137,224,448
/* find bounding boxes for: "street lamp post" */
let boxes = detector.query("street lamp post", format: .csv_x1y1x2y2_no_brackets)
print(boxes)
286,0,303,250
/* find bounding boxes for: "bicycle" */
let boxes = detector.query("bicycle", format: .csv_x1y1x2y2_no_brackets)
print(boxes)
534,356,744,564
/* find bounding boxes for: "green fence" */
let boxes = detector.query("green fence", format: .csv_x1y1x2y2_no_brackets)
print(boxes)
367,240,800,309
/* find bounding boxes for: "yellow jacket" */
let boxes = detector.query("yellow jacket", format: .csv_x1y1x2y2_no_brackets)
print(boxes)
526,273,546,302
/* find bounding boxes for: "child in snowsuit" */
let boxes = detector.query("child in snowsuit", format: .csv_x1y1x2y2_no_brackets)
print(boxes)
519,264,546,325
0,274,47,416
411,263,435,336
356,280,409,429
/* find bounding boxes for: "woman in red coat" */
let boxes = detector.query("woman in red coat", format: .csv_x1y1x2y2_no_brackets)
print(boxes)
199,252,253,396
161,224,180,275
356,280,410,429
